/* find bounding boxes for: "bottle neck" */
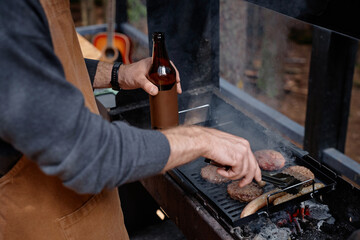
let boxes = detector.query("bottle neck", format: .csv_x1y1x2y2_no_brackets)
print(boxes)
152,39,169,62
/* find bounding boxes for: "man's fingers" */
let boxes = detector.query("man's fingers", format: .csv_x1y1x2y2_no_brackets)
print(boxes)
217,168,235,180
238,174,254,188
170,60,180,82
247,149,260,182
142,79,158,96
170,61,182,94
217,166,245,180
144,57,152,67
254,164,262,182
176,82,182,94
205,128,260,187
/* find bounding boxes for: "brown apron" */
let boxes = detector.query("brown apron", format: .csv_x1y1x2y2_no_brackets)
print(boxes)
0,0,129,239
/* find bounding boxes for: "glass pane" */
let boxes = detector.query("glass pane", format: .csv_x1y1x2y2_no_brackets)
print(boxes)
347,51,360,163
220,1,312,147
220,1,360,163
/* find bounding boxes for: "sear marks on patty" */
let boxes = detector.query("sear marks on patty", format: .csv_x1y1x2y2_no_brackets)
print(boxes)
227,181,264,202
254,149,286,171
200,165,231,184
282,165,315,186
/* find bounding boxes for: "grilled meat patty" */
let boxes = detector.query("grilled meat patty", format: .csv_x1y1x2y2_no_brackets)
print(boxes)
254,149,286,171
227,181,264,202
200,165,231,184
282,165,315,186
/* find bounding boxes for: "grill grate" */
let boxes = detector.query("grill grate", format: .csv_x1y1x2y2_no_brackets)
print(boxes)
171,94,336,228
174,151,335,228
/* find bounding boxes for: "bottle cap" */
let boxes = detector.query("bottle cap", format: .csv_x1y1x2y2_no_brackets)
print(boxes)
152,32,165,40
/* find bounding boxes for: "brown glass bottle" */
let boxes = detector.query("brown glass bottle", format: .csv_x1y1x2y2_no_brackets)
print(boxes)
148,32,179,129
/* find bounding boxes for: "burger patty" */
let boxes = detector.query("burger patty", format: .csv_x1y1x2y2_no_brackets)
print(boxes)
200,165,231,184
227,182,264,202
254,149,286,171
282,165,315,186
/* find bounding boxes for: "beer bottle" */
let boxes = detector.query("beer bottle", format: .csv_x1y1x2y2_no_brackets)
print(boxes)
148,32,179,129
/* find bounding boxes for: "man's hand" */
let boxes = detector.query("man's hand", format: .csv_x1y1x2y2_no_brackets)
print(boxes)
161,126,262,188
118,57,182,95
93,57,181,95
202,127,261,187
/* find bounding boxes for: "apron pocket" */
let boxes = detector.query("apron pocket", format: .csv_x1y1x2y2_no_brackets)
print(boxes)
56,189,128,240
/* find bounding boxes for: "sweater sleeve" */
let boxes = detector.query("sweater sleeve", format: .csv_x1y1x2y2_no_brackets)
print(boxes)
0,0,170,194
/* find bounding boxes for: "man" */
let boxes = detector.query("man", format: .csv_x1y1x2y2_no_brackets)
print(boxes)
0,0,261,239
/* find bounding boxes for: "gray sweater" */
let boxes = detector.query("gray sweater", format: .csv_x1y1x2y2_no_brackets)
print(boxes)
0,0,170,194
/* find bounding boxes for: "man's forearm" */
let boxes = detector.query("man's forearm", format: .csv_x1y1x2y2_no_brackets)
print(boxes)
160,126,207,172
92,61,112,88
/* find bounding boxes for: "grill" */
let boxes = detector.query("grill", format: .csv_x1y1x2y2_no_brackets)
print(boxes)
167,89,336,229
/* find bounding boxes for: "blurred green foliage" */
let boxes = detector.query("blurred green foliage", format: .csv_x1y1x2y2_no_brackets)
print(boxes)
127,0,146,23
71,0,145,22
